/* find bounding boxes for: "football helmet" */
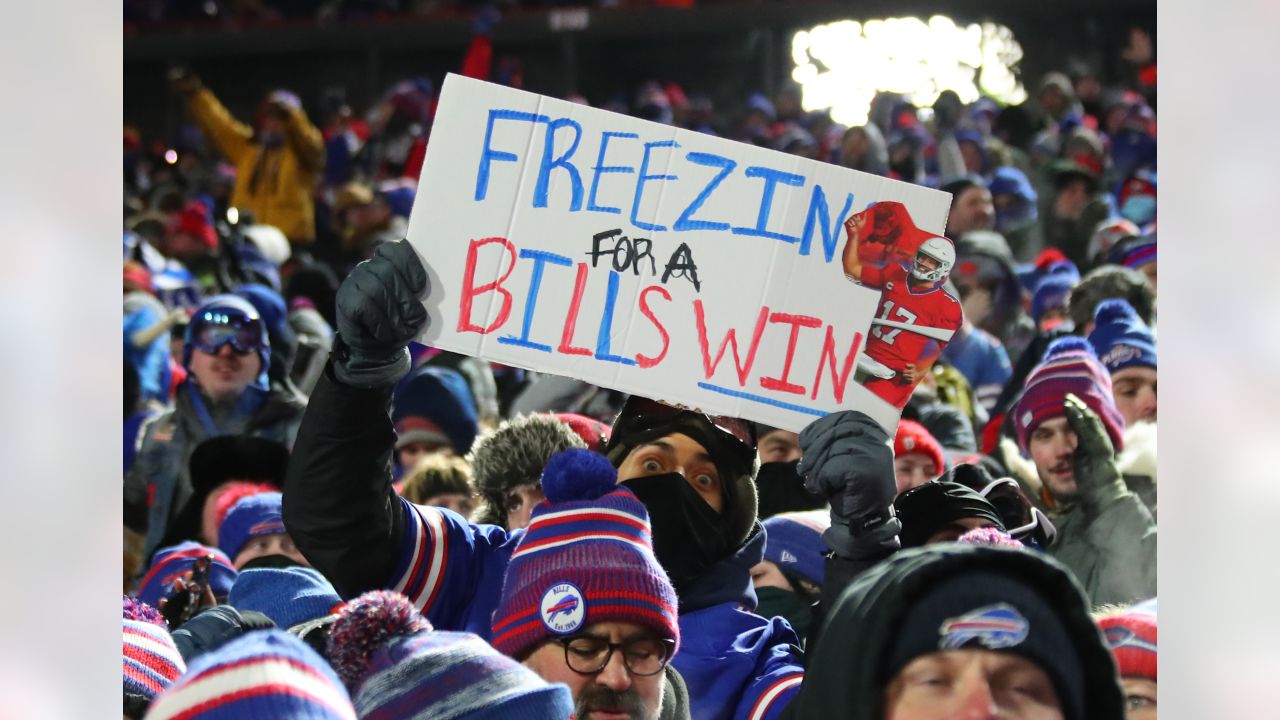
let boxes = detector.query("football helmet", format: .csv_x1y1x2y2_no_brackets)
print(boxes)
911,236,955,283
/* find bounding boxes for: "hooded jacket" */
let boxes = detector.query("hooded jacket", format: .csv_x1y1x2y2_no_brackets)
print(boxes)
783,545,1125,720
283,365,804,720
954,230,1037,365
185,87,324,244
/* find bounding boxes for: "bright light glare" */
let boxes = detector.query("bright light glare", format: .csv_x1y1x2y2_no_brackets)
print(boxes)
164,149,178,164
791,15,1028,127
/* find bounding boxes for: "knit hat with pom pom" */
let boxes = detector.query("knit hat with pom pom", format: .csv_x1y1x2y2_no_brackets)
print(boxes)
1012,336,1126,453
1086,299,1156,375
327,590,573,720
490,449,680,662
1097,610,1157,681
123,597,185,703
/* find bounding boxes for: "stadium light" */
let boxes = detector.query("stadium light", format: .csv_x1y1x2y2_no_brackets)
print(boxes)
791,15,1028,127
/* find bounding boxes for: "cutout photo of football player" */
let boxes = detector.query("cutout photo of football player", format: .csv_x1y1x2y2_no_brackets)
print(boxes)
841,202,962,409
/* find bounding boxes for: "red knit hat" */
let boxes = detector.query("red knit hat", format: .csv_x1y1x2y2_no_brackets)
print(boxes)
167,201,218,251
490,449,679,661
1098,612,1157,680
894,420,946,473
1012,337,1126,453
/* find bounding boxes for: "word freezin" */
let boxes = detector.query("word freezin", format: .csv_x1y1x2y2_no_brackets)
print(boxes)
455,234,865,406
474,109,862,263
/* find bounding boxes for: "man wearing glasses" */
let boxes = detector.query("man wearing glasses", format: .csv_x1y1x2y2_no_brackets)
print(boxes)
127,294,306,564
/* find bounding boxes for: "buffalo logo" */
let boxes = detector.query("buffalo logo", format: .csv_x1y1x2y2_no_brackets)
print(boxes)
1100,344,1143,367
1104,626,1157,654
540,582,587,635
938,603,1029,650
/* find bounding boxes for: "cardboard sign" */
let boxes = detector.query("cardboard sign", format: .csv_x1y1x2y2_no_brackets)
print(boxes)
407,74,954,433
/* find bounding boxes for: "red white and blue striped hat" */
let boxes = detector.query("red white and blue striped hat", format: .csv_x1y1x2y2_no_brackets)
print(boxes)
136,542,238,608
123,598,185,702
146,629,356,720
490,449,680,660
1012,337,1126,452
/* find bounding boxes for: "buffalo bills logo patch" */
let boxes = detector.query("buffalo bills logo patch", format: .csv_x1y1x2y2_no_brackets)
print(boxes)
939,603,1029,650
1104,626,1157,654
541,582,586,634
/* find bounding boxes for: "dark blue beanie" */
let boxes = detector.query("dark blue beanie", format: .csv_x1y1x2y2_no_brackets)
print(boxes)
1031,274,1076,324
1087,299,1156,374
391,365,479,455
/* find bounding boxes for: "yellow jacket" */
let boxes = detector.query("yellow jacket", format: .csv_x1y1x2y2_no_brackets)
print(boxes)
186,88,324,244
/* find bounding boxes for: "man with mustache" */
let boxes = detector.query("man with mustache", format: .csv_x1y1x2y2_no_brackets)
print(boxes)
1011,337,1156,606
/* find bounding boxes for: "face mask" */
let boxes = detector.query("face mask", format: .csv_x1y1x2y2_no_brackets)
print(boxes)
754,586,813,642
1120,195,1156,226
755,461,825,518
625,473,732,591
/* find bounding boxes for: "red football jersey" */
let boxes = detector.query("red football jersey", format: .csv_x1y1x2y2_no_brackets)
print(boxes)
861,262,963,373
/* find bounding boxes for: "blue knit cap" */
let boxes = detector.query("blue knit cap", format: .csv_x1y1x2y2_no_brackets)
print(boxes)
218,492,286,562
146,630,356,719
1031,274,1076,325
391,365,479,455
762,510,830,588
229,567,344,631
1087,299,1156,374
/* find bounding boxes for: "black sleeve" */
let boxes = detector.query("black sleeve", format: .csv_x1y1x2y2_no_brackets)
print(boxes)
805,552,888,657
282,360,404,599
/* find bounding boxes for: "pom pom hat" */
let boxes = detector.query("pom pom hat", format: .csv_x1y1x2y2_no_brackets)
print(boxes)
1012,337,1126,453
327,591,573,720
490,449,680,662
1087,299,1157,375
123,598,185,701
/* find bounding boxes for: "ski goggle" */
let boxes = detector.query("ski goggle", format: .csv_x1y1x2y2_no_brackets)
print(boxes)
978,477,1057,547
189,308,265,356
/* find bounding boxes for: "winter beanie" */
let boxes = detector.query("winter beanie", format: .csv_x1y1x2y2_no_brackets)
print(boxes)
1098,611,1157,680
218,492,286,561
137,542,238,608
182,294,271,377
761,510,830,587
605,395,759,547
327,591,574,720
124,598,186,702
392,365,479,455
885,568,1085,720
892,481,1006,548
1031,274,1076,326
229,567,344,632
1106,233,1157,272
490,449,680,661
1012,336,1126,452
894,420,946,474
1087,299,1157,375
553,412,611,451
469,414,586,526
145,629,356,720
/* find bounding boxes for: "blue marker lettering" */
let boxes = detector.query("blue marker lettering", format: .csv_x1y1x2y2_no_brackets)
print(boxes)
534,118,585,210
731,166,805,243
672,152,737,232
587,131,639,215
476,109,549,202
799,183,855,261
497,249,573,353
631,140,680,233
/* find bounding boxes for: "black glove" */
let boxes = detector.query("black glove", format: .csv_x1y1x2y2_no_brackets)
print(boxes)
1063,393,1128,515
333,239,429,388
170,605,277,663
798,411,901,560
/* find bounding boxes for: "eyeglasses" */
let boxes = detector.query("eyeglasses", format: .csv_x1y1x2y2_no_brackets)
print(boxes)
556,634,675,677
613,395,757,466
189,309,264,356
977,477,1057,547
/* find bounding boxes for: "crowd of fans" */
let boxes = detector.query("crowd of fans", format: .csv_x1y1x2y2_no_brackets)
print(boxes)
123,18,1157,720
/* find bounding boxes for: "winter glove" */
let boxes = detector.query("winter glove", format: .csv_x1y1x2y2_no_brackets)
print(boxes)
170,605,277,663
333,239,429,388
1064,392,1129,515
798,410,901,560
